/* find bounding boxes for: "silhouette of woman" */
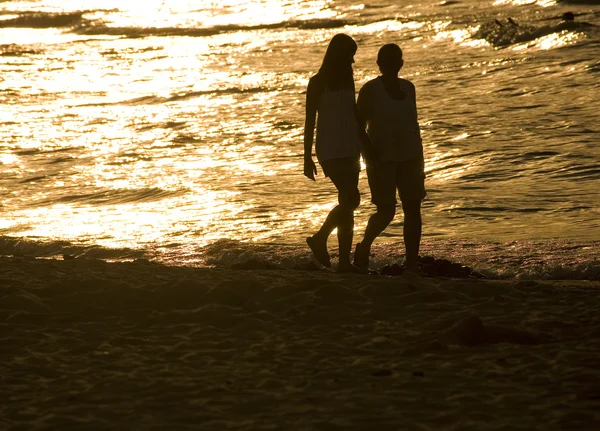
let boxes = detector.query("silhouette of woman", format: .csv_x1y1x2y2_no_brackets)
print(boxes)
303,33,366,273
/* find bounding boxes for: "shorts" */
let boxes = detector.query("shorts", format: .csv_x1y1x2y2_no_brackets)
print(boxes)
319,155,360,178
367,159,426,205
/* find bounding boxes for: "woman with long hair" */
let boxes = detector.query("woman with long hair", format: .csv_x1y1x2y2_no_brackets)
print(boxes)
303,33,371,273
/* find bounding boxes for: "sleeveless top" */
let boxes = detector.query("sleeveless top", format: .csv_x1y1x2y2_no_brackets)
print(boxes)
315,88,361,163
360,77,422,162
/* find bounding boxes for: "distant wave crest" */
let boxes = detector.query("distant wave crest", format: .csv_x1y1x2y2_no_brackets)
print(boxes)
73,18,356,38
79,87,275,107
121,87,269,104
0,11,88,29
557,0,599,4
0,10,363,39
1,43,42,57
474,18,592,47
35,187,188,206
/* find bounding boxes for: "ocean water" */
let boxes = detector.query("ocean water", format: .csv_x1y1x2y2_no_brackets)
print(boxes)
1,0,598,278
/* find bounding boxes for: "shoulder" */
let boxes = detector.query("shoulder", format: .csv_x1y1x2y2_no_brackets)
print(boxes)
398,78,417,99
307,75,326,102
308,73,321,83
307,74,319,89
358,78,380,95
398,78,417,92
362,77,380,90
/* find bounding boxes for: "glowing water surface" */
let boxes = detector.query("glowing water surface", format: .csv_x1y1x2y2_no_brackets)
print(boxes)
1,0,598,264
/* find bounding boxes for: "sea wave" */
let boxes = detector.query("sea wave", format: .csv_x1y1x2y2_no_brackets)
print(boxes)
78,87,275,107
587,60,600,73
122,87,270,104
35,187,189,206
1,236,598,280
73,17,358,38
557,0,600,4
0,43,42,57
199,239,600,281
550,165,600,181
0,236,145,260
473,19,593,47
0,11,88,29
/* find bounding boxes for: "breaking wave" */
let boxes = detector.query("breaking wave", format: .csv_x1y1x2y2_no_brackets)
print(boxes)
73,86,276,108
0,43,42,57
199,239,600,281
473,18,593,47
1,237,598,281
0,11,90,29
557,0,600,4
40,187,189,206
95,87,273,106
0,9,388,39
0,236,146,260
72,17,358,38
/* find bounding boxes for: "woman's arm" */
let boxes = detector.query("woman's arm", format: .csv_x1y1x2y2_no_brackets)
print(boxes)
303,77,319,181
411,82,422,145
411,83,425,176
356,84,378,163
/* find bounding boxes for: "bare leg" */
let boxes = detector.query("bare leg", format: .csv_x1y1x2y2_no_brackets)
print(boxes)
309,165,360,270
354,204,395,268
362,204,396,249
329,168,360,272
314,205,343,240
307,205,342,267
402,199,422,270
336,208,354,269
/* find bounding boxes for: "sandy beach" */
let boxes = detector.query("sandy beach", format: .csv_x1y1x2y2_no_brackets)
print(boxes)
2,0,599,429
2,256,600,430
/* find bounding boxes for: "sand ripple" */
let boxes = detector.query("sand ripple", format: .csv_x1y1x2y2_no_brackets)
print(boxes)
2,257,600,430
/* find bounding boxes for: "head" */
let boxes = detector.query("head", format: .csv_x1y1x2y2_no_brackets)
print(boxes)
377,43,404,76
561,12,574,22
319,33,357,90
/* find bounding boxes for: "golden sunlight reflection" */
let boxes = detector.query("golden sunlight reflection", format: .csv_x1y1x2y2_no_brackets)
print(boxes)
538,32,580,50
434,26,488,48
452,133,469,141
426,149,473,182
493,0,556,7
512,31,580,51
352,19,425,35
12,188,253,249
74,0,337,28
4,0,595,255
229,159,263,173
0,28,103,45
0,153,19,165
289,201,339,233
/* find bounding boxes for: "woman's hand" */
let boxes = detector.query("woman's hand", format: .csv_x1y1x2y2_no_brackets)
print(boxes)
303,157,317,181
361,142,379,166
358,128,378,165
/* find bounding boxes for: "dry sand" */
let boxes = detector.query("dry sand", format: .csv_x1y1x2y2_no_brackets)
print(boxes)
2,256,600,430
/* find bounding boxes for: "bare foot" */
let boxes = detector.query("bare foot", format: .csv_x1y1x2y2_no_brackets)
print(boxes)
306,235,331,268
353,242,370,269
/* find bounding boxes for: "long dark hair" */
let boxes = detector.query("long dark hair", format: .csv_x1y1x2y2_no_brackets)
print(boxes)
317,33,357,91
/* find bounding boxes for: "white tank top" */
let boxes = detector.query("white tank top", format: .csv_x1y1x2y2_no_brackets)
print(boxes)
315,88,361,163
366,78,422,162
